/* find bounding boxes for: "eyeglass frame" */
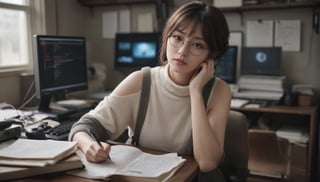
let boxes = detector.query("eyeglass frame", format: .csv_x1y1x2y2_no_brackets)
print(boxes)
167,34,209,56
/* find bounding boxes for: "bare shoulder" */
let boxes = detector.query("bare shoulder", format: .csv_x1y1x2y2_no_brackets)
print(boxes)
215,79,231,94
112,70,143,96
211,79,232,103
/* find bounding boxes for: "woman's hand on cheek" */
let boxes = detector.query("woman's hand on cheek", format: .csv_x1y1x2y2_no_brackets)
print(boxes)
189,60,215,94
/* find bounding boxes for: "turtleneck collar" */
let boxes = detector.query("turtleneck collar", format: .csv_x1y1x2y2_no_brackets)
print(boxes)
160,64,190,97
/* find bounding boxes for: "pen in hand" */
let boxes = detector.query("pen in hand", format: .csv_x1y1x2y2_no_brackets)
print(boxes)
89,131,111,160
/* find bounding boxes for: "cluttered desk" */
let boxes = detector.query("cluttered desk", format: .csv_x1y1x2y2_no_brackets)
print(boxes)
0,100,198,182
0,138,198,182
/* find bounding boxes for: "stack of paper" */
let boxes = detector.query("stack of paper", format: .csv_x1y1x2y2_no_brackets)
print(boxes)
276,126,309,144
0,139,83,181
0,139,78,167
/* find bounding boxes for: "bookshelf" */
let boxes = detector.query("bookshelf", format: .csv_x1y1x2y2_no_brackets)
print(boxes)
232,105,319,182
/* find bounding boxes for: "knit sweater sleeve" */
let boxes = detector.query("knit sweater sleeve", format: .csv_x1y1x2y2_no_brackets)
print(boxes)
68,92,140,142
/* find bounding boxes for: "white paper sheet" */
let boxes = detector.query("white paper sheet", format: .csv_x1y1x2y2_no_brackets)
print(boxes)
275,20,301,52
137,13,153,32
102,11,118,39
119,9,130,33
246,20,274,47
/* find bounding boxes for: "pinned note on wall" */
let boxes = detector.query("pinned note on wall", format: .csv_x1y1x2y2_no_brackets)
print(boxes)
102,9,131,38
137,13,153,32
246,20,274,47
275,20,301,52
102,11,118,39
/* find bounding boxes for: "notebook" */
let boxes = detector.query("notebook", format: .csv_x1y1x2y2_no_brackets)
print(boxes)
241,47,281,76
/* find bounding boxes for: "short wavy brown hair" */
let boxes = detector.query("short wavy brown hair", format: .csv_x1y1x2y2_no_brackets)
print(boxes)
159,1,229,65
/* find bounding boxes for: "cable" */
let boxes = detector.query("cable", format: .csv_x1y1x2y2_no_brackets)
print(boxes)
19,94,36,110
21,79,35,105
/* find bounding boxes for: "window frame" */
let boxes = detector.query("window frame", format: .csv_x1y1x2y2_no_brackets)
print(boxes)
0,1,45,77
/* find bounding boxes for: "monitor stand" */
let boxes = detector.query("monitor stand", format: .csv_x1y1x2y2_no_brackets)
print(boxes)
38,95,75,119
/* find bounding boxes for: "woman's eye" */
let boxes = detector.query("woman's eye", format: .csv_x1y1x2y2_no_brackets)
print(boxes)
192,42,205,49
173,35,183,42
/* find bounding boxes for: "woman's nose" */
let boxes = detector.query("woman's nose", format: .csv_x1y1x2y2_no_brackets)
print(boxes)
177,42,189,56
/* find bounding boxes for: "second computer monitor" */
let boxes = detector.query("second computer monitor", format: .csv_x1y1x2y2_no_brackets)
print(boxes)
215,46,238,84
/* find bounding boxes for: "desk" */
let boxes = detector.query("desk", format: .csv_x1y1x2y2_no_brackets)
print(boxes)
7,148,198,182
14,157,197,182
232,105,318,182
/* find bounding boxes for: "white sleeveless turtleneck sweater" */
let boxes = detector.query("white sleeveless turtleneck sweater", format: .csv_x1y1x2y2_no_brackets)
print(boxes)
87,64,216,154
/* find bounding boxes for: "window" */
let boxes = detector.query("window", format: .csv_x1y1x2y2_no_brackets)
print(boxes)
0,0,30,70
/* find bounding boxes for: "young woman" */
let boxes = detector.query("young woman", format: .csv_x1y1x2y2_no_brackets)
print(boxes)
69,0,231,175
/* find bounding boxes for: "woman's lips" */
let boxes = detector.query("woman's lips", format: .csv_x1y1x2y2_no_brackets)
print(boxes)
174,58,186,65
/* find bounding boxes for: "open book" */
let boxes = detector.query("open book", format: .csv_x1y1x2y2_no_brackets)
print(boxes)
0,139,77,167
68,145,186,182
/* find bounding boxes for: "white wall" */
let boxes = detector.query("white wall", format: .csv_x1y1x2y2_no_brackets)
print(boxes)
0,0,319,106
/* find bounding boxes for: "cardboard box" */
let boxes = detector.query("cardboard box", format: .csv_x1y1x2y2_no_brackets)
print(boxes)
288,167,306,182
290,142,307,169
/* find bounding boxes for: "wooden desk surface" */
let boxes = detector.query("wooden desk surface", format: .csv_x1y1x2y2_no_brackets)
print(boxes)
10,148,198,182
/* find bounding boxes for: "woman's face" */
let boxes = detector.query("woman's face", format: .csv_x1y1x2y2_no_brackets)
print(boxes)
166,24,210,76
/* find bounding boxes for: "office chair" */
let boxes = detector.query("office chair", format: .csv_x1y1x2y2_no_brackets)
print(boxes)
248,129,289,181
219,110,250,182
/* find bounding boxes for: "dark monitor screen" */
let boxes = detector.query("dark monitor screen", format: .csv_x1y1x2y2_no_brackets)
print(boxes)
241,47,281,76
115,33,160,68
33,35,88,113
215,46,238,84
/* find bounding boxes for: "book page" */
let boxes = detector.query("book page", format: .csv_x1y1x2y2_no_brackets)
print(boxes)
68,145,185,180
118,152,185,177
68,145,143,179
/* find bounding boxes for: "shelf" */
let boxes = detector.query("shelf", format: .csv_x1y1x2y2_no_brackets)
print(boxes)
78,0,168,7
219,1,320,12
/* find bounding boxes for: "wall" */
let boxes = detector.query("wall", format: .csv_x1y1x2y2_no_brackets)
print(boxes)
225,9,320,93
75,0,320,97
55,0,158,90
0,0,319,106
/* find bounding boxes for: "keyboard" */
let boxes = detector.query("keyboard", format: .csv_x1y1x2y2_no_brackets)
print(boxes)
45,119,77,140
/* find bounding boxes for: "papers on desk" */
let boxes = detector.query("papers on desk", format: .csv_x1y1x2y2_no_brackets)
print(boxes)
0,153,83,181
68,145,186,181
0,109,18,121
0,139,78,167
276,126,309,144
231,99,249,107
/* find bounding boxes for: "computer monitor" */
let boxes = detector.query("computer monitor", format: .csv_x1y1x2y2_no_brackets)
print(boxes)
114,33,161,69
215,46,238,84
33,35,88,115
241,47,282,76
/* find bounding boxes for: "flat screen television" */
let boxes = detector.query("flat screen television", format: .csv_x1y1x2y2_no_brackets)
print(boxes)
215,46,238,84
33,35,88,116
114,33,161,68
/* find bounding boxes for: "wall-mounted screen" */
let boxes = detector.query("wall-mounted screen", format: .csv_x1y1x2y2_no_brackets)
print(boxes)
115,33,161,68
